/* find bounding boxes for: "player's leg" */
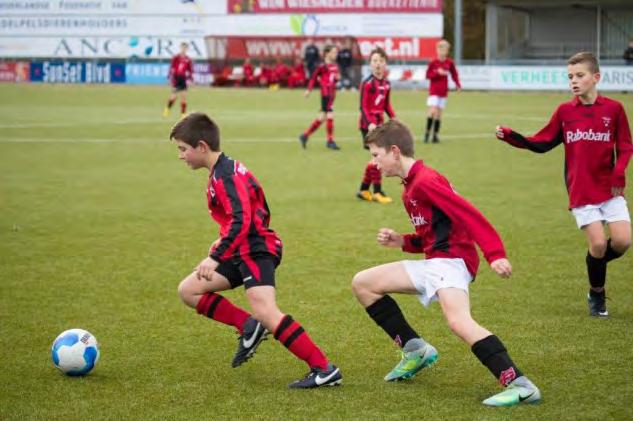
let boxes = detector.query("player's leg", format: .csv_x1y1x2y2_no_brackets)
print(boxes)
242,257,341,388
299,109,326,148
177,259,251,335
424,99,434,142
370,160,392,204
164,90,177,117
583,221,610,316
325,109,340,150
352,262,437,381
356,129,374,201
178,90,187,116
436,288,541,406
432,104,444,143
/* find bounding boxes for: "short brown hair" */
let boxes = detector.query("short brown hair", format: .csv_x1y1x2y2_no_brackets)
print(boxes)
365,120,414,157
568,52,600,74
170,112,220,151
369,46,388,62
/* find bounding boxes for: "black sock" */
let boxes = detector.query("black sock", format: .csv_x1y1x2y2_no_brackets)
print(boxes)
360,182,370,191
471,335,523,386
433,119,441,135
586,252,607,289
366,295,419,348
604,239,624,263
373,183,383,194
425,117,433,134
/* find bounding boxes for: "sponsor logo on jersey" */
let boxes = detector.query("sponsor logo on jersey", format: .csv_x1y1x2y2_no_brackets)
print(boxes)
565,128,611,143
409,213,428,227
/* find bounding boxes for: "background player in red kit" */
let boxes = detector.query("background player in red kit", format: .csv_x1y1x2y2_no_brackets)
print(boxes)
172,113,342,388
352,120,541,407
298,45,341,150
424,40,461,143
495,52,632,318
163,42,193,118
357,47,396,204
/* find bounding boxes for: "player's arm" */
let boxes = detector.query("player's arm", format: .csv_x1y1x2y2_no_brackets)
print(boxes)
424,180,511,278
168,57,176,80
496,106,564,153
425,62,438,80
360,81,378,127
385,84,396,119
450,62,461,90
612,105,633,195
186,60,194,82
209,174,252,264
305,66,320,96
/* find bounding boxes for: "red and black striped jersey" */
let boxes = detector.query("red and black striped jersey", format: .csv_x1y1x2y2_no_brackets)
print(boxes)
169,54,193,80
400,161,507,278
207,154,282,263
500,95,632,209
426,58,460,97
307,62,339,97
359,74,395,129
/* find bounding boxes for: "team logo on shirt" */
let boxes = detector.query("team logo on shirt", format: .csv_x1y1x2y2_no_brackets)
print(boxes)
602,116,611,128
409,213,428,227
409,199,418,207
208,187,215,197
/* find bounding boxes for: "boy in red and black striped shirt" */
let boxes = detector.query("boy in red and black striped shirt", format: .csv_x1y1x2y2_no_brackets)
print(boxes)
495,52,632,318
171,113,341,388
163,42,193,118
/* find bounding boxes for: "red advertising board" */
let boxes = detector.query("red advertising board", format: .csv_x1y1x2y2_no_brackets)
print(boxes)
227,0,442,14
207,36,439,61
0,61,30,82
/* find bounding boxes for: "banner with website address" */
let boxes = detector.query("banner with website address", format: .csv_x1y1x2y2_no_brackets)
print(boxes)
227,0,442,14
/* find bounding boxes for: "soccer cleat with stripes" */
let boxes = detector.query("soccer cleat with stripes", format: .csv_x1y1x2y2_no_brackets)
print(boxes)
231,317,268,368
384,344,438,381
588,290,609,318
372,192,393,204
288,364,342,389
357,190,373,202
482,376,541,407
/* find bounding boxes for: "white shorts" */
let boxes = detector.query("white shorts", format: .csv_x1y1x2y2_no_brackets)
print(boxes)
571,196,631,229
427,95,447,109
402,258,473,308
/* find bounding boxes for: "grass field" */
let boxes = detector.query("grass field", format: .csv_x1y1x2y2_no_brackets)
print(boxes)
1,84,632,420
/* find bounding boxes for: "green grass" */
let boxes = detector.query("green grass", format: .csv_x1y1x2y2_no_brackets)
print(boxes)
1,85,632,420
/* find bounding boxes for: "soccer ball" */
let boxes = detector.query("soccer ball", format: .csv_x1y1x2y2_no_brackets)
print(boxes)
51,329,100,376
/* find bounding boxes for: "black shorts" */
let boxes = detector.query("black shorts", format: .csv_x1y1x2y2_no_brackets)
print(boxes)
320,95,334,112
215,254,279,289
172,76,188,92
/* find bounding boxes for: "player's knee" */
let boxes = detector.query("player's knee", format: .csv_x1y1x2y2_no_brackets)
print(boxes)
351,272,371,297
589,239,608,257
177,277,196,306
445,315,472,338
611,237,631,253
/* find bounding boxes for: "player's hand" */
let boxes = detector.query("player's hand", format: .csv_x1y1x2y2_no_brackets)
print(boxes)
377,228,404,248
303,90,310,98
437,68,448,76
196,257,219,281
491,258,512,279
495,125,509,140
368,123,377,132
612,186,624,196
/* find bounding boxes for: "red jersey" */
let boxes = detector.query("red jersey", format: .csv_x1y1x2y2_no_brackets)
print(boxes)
307,62,339,97
359,74,396,130
400,161,507,278
426,58,460,97
207,154,283,263
500,95,633,209
169,54,193,80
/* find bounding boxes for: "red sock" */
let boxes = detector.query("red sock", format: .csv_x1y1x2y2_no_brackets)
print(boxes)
326,118,334,141
274,315,328,370
304,119,322,137
362,162,375,185
369,163,382,185
196,293,250,334
180,101,187,114
167,99,175,108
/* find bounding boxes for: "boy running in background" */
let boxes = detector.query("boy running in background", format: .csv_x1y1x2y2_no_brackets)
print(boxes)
424,40,461,143
299,45,341,150
172,113,342,388
495,52,632,318
352,120,541,407
163,42,193,118
357,47,396,204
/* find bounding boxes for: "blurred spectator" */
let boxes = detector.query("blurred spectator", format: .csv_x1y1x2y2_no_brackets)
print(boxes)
304,39,320,78
624,39,633,65
288,57,307,88
274,58,291,87
337,37,354,90
242,58,256,86
258,61,273,87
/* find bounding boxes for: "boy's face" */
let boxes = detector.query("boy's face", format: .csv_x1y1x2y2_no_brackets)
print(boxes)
369,143,399,177
327,48,338,61
180,44,188,54
567,62,599,97
176,140,206,169
437,44,449,58
370,54,386,76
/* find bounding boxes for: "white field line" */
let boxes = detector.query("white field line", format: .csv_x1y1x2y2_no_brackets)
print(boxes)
0,133,494,144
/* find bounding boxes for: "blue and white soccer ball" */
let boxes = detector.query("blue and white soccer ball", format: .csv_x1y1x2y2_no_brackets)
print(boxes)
51,329,100,376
